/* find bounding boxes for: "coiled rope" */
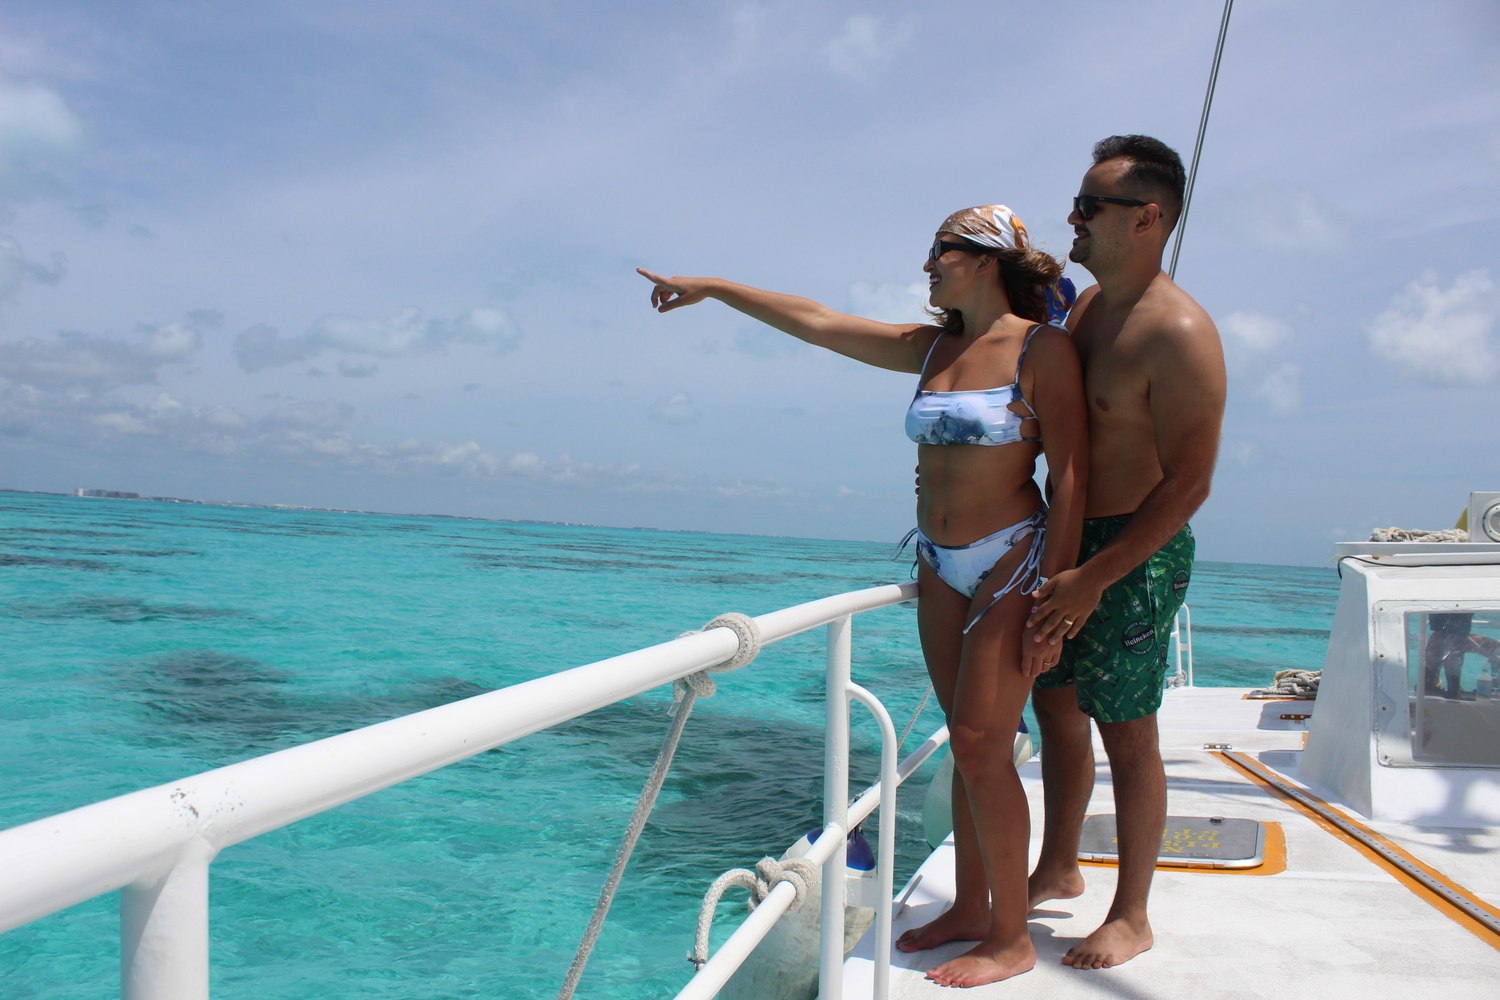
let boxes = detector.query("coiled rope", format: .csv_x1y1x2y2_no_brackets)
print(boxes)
556,613,762,1000
689,856,820,969
1369,527,1468,543
1259,668,1321,698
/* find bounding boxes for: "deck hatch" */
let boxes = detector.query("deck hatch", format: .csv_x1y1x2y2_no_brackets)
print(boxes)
1078,814,1267,869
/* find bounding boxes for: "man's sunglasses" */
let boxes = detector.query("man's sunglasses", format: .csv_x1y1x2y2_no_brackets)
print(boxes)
1073,194,1147,220
928,238,987,262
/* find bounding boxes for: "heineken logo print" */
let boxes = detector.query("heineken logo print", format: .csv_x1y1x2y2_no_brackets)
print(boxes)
1122,620,1156,655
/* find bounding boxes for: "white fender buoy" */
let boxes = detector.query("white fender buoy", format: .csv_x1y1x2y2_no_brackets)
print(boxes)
922,725,1035,849
717,827,877,1000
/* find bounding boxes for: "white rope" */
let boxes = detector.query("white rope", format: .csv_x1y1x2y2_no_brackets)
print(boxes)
1374,527,1464,542
689,856,819,969
672,613,763,702
896,685,933,751
555,612,762,1000
1253,668,1321,699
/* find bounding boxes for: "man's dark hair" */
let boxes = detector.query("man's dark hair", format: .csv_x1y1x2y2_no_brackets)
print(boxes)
1093,135,1186,232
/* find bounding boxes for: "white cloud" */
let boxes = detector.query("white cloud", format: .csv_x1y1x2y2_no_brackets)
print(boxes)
508,452,542,474
1223,311,1302,414
714,479,790,499
233,306,523,371
307,435,354,457
848,280,929,325
1367,269,1499,384
143,318,209,360
1280,190,1351,249
0,314,210,387
263,400,353,431
0,78,84,171
1228,440,1262,467
1223,311,1290,353
648,391,700,425
826,14,914,80
206,407,248,430
731,326,803,359
95,411,153,435
432,441,500,475
1252,362,1302,416
1234,188,1351,251
148,392,183,414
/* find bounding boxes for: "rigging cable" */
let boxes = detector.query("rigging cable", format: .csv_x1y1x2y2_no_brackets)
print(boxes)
1169,0,1235,279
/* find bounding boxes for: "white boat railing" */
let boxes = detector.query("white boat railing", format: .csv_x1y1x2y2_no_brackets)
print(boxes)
0,581,927,1000
1170,603,1196,687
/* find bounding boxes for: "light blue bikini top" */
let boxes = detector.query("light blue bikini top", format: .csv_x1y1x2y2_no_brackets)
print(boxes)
904,324,1047,447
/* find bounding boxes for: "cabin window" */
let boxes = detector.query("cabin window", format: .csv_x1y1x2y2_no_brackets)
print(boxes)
1404,609,1500,768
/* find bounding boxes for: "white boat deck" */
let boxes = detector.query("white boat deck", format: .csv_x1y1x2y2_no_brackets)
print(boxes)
845,686,1500,999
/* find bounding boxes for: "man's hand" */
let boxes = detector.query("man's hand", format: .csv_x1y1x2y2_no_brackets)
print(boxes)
1027,567,1103,648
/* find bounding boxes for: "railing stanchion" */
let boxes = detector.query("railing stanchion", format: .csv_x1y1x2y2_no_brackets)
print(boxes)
847,684,897,1000
820,614,852,1000
122,842,213,1000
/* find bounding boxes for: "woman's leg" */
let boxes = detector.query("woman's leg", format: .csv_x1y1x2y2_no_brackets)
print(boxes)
924,557,1038,988
894,559,992,952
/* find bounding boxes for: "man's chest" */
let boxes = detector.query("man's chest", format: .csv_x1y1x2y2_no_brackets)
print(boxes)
1078,333,1152,420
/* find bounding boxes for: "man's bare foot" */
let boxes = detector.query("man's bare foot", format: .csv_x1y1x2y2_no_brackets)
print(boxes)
894,907,989,953
1060,915,1153,969
1027,866,1085,910
926,939,1037,988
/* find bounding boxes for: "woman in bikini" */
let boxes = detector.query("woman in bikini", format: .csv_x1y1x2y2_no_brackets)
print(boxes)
637,204,1087,989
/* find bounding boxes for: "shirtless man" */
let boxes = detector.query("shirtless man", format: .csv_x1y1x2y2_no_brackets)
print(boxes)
1024,135,1227,970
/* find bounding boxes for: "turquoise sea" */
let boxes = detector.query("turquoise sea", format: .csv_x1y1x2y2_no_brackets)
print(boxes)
0,490,1338,998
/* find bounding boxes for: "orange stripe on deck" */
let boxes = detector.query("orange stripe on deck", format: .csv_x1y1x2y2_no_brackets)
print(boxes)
1214,750,1500,951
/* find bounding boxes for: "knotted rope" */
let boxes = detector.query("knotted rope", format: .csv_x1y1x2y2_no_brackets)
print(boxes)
1258,668,1321,698
690,856,820,969
556,613,762,1000
1369,527,1467,543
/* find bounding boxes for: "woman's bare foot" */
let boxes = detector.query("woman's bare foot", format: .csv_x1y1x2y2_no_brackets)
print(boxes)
1027,866,1085,910
1060,915,1153,969
894,906,989,953
926,938,1037,988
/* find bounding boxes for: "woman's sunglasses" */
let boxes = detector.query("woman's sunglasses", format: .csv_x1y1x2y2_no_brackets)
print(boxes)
928,238,986,262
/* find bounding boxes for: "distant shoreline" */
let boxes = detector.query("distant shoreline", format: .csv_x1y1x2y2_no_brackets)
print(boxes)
68,486,377,515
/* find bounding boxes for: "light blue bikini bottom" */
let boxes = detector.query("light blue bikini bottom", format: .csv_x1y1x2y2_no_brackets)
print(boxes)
899,509,1046,634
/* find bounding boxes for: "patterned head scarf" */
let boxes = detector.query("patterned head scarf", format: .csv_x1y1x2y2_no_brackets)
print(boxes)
938,205,1076,324
938,204,1031,252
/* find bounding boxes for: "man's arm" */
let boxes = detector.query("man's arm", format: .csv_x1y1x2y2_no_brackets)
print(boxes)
1072,310,1224,587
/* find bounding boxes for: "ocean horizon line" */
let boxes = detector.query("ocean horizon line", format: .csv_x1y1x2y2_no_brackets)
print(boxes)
1,486,1335,571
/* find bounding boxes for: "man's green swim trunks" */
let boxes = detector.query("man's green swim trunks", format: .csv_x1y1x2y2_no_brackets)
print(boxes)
1034,516,1194,722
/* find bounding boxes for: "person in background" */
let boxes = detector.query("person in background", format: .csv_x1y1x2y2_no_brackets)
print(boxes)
639,203,1086,988
1425,613,1500,698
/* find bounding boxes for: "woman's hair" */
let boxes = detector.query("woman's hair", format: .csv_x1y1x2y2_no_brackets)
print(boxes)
926,243,1065,332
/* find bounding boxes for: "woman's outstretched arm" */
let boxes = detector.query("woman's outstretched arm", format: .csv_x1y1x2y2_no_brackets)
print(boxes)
636,268,935,373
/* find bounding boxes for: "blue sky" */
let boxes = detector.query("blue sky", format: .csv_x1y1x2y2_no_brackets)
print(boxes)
1,1,1496,566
